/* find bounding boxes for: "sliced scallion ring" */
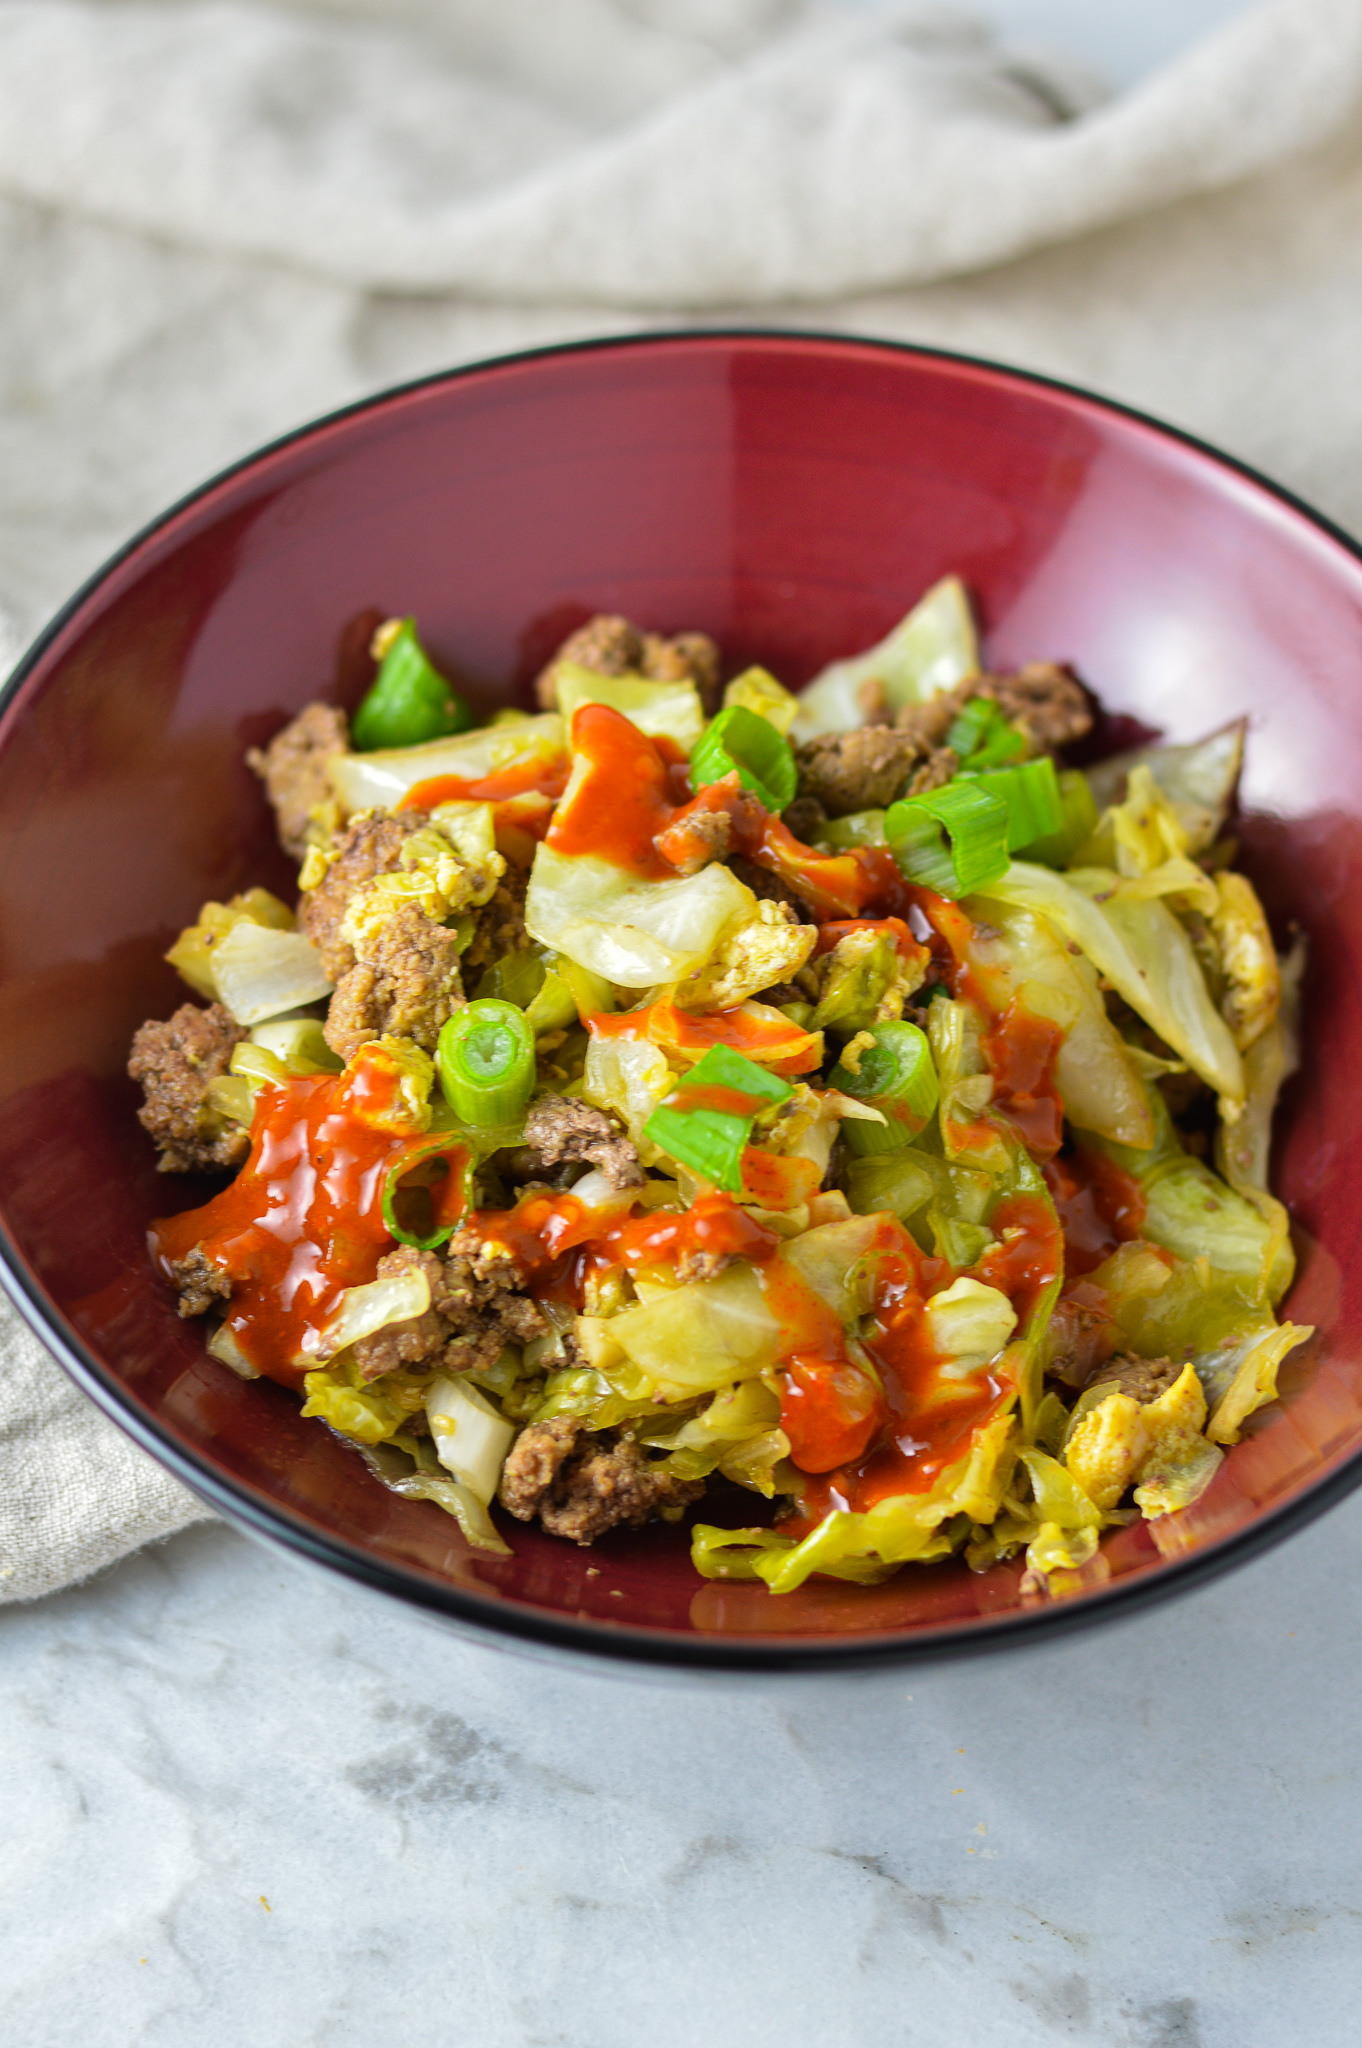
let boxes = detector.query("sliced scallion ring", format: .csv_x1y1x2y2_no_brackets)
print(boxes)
959,755,1066,852
885,780,1011,898
436,1000,536,1127
690,704,797,813
829,1022,939,1154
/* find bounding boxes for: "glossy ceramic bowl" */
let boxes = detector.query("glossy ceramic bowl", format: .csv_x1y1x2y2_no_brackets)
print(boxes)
2,332,1359,1673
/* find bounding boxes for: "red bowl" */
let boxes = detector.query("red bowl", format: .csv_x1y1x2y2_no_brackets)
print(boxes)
2,332,1358,1672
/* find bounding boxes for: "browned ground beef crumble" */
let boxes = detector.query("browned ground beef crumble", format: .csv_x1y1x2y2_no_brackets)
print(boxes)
128,1001,250,1174
524,1096,643,1191
534,612,721,716
246,701,348,862
498,1417,704,1543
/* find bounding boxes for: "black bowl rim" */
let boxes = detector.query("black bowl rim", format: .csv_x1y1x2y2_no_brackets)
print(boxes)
2,325,1360,1674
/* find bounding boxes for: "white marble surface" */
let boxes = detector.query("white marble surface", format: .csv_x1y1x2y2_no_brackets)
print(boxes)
4,1491,1362,2048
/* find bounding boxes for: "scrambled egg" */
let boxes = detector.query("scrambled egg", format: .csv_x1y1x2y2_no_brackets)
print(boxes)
674,898,817,1011
340,815,504,953
1064,1363,1220,1517
1208,871,1281,1051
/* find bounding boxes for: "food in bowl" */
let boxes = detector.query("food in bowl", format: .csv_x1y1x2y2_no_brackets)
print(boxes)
128,577,1310,1594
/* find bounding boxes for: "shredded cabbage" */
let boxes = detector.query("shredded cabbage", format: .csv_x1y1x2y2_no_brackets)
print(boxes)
985,862,1244,1106
790,577,979,741
1085,720,1244,855
809,926,928,1035
550,661,705,755
578,1263,783,1402
207,1321,259,1379
965,896,1154,1147
212,922,334,1025
358,1436,511,1554
248,1014,342,1071
692,1410,1018,1591
525,844,754,987
927,997,1008,1171
722,666,799,736
582,1034,675,1158
1217,936,1304,1193
311,1261,432,1362
926,1277,1018,1375
328,713,565,813
639,1378,790,1494
300,1354,433,1443
426,1372,516,1508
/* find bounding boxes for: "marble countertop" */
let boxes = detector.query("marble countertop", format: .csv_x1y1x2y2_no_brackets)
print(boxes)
4,1487,1361,2048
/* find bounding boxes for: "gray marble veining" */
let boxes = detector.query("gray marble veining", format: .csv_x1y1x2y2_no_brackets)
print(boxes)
3,1487,1361,2047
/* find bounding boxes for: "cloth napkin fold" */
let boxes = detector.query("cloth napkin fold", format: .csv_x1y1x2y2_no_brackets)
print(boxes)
5,0,1362,1600
0,0,1358,304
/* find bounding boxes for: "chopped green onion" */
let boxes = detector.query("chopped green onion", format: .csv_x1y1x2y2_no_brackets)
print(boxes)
381,1134,473,1249
884,780,1011,898
518,951,615,1034
960,755,1065,851
813,809,887,851
352,618,474,751
474,947,547,1010
523,971,578,1036
947,696,1027,769
1015,767,1099,867
437,999,536,1127
643,1043,793,1192
691,704,797,813
552,953,615,1022
829,1022,939,1154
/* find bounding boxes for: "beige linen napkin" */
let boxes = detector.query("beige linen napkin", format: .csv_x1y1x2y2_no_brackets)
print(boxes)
5,0,1362,1598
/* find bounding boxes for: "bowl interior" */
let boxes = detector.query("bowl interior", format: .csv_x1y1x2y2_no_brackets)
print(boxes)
2,333,1360,1665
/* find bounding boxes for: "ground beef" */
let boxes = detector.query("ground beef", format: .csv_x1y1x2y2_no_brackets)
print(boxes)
535,614,642,703
497,1414,581,1517
985,663,1093,752
128,1001,251,1174
353,1235,547,1382
890,691,964,750
524,1097,644,1191
794,726,959,817
352,1248,454,1379
1089,1354,1183,1405
439,1225,549,1374
780,795,827,844
891,668,1093,756
795,662,1092,817
662,805,733,875
1044,1292,1120,1390
752,980,805,1007
534,613,721,713
727,852,815,920
323,903,465,1061
301,808,433,981
675,1246,734,1284
461,865,530,977
498,1418,704,1544
640,629,721,713
246,702,349,862
167,1247,233,1318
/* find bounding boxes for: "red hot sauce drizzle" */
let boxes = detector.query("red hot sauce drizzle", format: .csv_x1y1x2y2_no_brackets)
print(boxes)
541,701,909,919
1042,1148,1148,1275
151,1051,460,1388
400,751,572,856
